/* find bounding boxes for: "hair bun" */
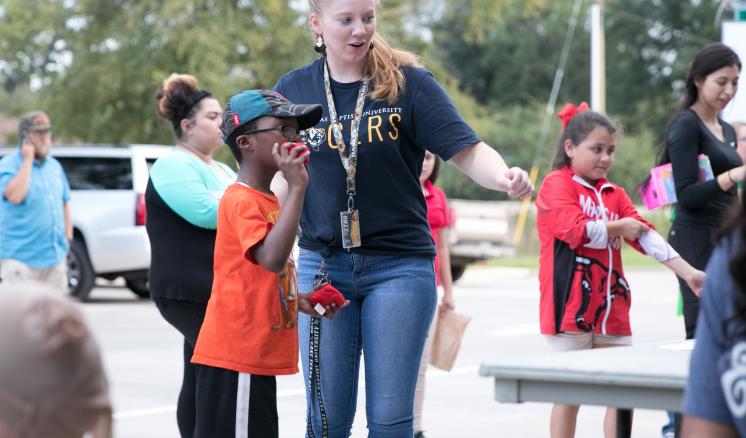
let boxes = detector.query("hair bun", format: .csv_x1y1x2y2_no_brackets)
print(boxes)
162,73,199,95
156,73,200,121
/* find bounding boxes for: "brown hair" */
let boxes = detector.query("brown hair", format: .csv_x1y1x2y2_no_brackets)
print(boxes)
552,110,617,169
653,43,741,166
308,0,421,104
156,73,202,139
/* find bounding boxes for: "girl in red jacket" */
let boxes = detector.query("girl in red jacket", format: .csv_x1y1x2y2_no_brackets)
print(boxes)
536,104,706,438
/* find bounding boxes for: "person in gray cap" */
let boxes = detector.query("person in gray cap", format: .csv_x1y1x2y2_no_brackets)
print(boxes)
0,111,72,293
0,281,112,438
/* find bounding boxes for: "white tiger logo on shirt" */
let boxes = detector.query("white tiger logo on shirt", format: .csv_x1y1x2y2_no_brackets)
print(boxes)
722,341,746,418
305,127,326,151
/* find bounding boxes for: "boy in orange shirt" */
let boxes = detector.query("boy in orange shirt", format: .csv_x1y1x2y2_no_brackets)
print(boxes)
192,90,337,437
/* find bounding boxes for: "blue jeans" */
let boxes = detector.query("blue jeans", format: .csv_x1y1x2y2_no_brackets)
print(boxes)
298,249,437,438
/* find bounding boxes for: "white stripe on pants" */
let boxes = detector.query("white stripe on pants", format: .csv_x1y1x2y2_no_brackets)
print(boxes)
236,372,252,438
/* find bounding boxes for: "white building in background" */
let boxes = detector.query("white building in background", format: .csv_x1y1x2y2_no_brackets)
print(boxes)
722,19,746,123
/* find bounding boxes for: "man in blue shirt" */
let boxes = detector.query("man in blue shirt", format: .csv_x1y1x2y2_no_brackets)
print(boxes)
0,111,72,292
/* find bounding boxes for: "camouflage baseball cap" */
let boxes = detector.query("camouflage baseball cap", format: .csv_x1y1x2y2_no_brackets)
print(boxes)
221,90,322,143
18,111,51,136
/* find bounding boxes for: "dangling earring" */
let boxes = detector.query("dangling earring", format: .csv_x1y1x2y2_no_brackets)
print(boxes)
314,35,326,53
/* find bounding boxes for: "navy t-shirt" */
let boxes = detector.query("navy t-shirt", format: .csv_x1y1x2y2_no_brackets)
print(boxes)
682,233,746,435
275,57,480,256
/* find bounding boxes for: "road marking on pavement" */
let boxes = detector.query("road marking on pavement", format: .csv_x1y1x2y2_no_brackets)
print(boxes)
114,405,176,419
113,365,481,419
457,289,536,299
277,387,306,398
486,323,539,337
275,365,480,398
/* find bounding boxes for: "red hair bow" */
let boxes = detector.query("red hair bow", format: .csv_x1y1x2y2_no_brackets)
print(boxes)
557,102,590,129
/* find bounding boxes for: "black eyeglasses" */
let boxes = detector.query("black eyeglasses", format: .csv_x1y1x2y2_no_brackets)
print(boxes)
244,126,307,142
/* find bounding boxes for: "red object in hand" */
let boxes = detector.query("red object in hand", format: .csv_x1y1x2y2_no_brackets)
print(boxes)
308,283,346,308
289,142,310,165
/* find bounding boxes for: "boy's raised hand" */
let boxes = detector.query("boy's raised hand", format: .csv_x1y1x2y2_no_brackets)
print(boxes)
273,141,309,190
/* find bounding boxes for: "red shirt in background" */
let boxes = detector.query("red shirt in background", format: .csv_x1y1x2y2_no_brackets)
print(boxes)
424,179,450,285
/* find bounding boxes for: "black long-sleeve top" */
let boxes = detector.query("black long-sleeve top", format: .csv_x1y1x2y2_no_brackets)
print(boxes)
666,109,741,228
145,179,217,304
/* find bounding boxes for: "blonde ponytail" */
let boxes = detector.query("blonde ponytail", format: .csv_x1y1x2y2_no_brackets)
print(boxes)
365,33,421,104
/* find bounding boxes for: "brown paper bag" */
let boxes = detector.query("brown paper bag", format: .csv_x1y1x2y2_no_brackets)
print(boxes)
429,309,471,371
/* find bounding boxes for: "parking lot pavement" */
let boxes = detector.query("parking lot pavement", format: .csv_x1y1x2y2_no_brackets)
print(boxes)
81,266,685,437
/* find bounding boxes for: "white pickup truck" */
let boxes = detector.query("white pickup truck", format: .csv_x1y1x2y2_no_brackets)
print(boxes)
447,199,517,281
0,144,170,300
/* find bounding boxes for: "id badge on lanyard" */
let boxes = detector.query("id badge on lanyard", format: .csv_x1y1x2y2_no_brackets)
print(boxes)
340,209,361,249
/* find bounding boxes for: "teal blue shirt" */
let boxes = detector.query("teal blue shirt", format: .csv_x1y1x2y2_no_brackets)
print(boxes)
149,148,236,229
0,150,71,268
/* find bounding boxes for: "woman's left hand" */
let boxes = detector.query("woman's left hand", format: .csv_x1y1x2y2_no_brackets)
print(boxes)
298,293,349,319
504,167,534,199
685,269,706,297
439,293,455,317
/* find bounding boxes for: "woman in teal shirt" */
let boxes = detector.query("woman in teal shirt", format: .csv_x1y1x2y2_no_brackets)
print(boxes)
145,73,235,438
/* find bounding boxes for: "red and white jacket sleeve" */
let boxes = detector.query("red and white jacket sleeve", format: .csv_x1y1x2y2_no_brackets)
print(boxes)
536,172,591,250
618,188,679,262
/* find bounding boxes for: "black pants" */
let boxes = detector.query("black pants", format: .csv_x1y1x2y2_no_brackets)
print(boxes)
154,299,207,438
194,365,278,438
668,223,715,339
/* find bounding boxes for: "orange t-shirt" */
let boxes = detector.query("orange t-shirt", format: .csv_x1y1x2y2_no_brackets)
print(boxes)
192,183,299,375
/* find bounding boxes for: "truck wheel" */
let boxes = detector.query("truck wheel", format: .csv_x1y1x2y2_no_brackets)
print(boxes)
68,238,95,301
451,265,467,282
125,278,151,299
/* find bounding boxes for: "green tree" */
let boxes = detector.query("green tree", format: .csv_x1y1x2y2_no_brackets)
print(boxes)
428,0,724,199
430,0,590,109
0,0,317,144
0,0,74,92
40,0,314,144
430,0,722,136
604,0,720,136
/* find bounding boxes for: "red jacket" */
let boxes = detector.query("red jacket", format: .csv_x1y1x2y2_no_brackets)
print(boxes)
536,166,652,336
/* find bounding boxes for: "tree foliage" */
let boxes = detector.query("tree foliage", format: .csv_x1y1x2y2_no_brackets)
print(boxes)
0,1,73,91
2,0,316,144
431,0,722,136
0,0,734,200
428,0,725,198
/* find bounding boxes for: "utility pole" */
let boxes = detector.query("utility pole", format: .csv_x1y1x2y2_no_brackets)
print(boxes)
590,0,606,113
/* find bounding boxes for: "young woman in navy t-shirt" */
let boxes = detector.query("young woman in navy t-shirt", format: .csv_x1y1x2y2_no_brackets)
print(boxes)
273,1,533,436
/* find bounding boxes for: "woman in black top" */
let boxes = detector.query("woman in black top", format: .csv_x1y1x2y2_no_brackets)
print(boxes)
661,43,743,339
146,74,235,437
